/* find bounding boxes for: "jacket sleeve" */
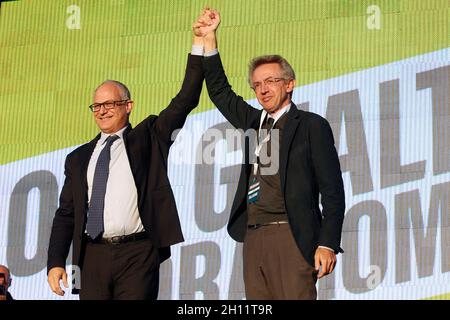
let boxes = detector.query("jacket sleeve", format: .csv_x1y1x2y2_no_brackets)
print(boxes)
152,54,204,145
309,115,345,253
47,154,75,273
203,53,261,130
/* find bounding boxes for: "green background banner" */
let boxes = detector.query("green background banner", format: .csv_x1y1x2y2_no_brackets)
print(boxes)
0,0,449,300
0,0,448,165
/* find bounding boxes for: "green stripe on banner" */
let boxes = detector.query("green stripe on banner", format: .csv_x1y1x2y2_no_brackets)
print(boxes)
0,0,449,164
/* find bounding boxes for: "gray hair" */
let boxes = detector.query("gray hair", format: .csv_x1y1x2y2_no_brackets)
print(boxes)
248,55,296,87
94,80,131,100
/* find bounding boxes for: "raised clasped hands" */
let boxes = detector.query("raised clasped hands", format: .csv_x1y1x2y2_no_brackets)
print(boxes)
192,7,221,39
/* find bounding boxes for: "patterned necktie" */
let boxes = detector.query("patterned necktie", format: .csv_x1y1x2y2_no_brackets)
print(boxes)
86,135,119,239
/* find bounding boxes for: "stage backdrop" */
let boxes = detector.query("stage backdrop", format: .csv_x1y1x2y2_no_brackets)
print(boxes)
0,0,448,300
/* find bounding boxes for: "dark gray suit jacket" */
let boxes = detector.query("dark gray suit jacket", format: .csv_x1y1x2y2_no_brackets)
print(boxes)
203,53,345,266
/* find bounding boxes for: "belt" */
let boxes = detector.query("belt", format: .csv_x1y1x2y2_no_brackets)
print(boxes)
86,232,148,245
247,221,289,229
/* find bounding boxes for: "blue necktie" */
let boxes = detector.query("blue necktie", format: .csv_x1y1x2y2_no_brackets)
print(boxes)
86,135,119,239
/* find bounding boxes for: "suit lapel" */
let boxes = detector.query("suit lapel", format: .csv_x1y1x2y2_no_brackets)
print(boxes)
78,134,100,211
121,123,138,180
122,123,147,210
279,103,304,192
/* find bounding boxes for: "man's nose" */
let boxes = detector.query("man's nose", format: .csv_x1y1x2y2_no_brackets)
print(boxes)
98,105,108,114
260,82,269,93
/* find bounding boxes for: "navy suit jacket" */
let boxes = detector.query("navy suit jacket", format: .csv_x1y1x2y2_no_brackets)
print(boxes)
47,54,204,293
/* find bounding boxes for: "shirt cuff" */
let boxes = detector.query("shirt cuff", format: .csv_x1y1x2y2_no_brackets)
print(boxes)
191,44,204,56
319,246,335,252
204,48,218,57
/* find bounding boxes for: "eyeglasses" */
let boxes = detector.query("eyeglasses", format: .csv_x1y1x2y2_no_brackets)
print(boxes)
89,100,129,112
251,77,287,91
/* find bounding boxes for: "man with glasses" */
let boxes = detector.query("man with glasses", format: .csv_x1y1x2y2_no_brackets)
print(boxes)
193,9,345,299
47,33,205,299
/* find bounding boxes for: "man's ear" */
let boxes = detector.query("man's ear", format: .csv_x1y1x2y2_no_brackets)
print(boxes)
286,79,296,94
126,100,134,114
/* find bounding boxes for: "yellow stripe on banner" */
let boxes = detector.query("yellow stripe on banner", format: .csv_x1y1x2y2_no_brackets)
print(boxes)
424,293,450,300
0,0,449,164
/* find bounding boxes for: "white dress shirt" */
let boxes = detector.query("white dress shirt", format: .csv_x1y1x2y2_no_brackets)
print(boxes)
87,126,144,237
86,47,203,238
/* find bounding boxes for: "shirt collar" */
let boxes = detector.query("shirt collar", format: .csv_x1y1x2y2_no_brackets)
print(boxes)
259,101,292,129
99,125,127,144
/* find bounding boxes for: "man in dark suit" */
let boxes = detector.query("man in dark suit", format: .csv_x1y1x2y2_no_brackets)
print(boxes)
47,35,205,299
194,9,345,299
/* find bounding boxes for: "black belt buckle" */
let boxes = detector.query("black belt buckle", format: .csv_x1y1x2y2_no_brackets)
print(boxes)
248,224,261,229
108,235,124,245
90,232,147,245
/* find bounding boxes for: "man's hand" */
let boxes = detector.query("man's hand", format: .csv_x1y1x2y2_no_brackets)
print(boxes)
48,267,69,296
193,7,221,38
192,8,209,45
314,247,337,279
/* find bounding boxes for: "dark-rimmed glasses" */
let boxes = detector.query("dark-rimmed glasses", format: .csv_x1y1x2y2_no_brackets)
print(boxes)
89,100,129,112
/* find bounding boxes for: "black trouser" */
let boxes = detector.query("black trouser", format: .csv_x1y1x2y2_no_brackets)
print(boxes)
79,237,159,300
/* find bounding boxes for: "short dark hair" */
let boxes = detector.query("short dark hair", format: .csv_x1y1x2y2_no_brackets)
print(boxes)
248,55,296,86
